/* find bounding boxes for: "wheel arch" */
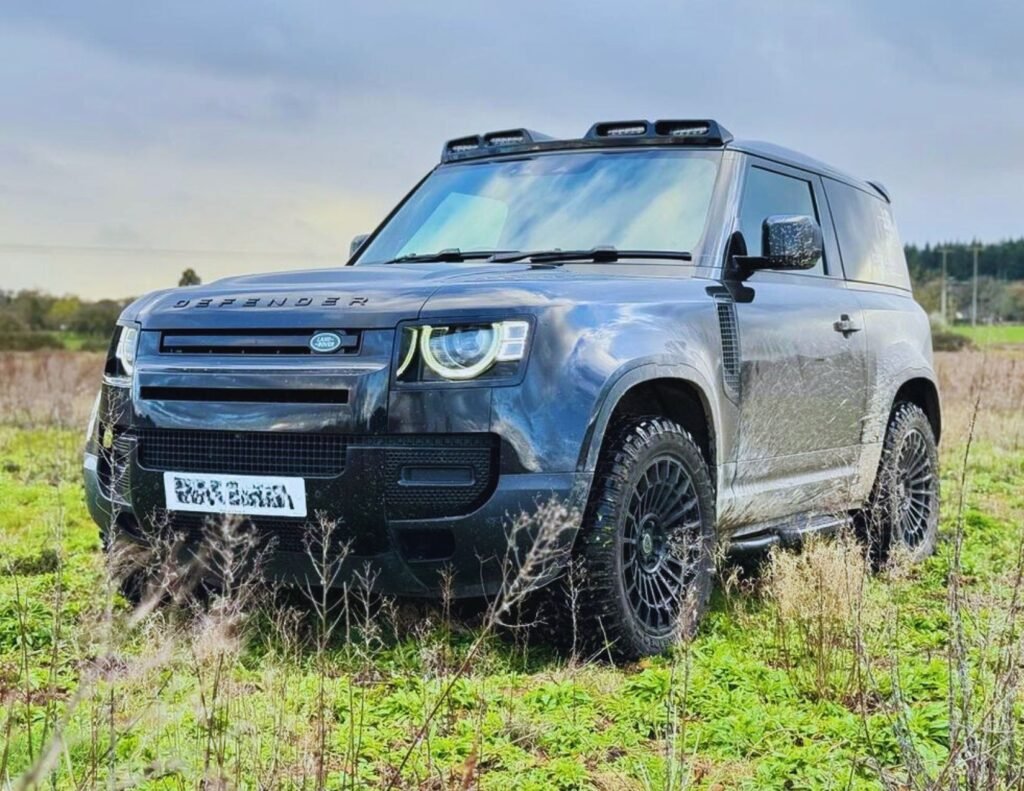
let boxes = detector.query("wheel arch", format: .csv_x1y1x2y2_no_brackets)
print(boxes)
892,376,941,443
578,362,721,476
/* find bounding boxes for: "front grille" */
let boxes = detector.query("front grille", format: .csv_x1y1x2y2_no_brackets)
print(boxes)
160,329,360,356
135,429,349,478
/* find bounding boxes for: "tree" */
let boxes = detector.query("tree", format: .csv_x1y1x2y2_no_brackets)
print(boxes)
69,300,124,336
46,296,82,331
178,268,201,287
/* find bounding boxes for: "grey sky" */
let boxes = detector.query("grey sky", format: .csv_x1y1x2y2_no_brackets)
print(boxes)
1,0,1021,299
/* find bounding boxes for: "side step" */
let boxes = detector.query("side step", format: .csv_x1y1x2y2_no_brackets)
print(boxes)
726,513,851,556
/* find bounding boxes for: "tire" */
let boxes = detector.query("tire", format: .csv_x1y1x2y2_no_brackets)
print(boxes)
861,402,940,565
575,417,716,660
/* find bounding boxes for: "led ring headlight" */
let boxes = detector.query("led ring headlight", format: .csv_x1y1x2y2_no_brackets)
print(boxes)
420,324,502,380
402,320,530,382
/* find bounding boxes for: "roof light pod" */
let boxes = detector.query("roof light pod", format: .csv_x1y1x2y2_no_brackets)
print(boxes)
442,129,553,162
587,121,650,138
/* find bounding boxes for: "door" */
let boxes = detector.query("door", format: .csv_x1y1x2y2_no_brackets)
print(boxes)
723,161,869,526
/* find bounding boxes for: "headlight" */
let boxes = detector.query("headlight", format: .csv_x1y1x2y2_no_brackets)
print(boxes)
114,326,139,376
397,320,530,382
421,325,501,380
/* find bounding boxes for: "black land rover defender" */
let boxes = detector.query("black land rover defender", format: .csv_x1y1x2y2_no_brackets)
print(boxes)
85,119,940,658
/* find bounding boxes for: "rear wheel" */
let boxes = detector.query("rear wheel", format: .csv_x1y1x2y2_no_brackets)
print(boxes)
575,417,716,660
862,402,940,564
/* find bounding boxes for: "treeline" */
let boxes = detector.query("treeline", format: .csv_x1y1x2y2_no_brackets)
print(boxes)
0,290,130,350
905,238,1024,283
905,239,1024,323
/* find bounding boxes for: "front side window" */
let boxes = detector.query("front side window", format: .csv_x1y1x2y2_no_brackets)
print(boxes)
356,150,721,264
739,166,824,274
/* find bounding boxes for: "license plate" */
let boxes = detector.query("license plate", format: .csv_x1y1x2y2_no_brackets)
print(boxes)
163,471,307,518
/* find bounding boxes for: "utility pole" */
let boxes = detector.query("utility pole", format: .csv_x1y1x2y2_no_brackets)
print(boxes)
971,243,982,327
938,247,950,323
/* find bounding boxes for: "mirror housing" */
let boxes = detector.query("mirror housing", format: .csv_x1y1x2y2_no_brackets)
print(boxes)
762,215,822,270
349,233,370,258
729,215,822,280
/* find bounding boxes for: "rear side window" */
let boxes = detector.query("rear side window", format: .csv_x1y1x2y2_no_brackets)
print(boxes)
738,166,824,274
824,179,910,290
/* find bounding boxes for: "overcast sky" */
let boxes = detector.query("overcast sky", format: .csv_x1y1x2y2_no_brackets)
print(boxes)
1,1,1022,299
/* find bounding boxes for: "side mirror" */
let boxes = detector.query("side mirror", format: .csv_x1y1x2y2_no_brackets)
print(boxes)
761,215,822,270
349,233,370,258
730,215,822,280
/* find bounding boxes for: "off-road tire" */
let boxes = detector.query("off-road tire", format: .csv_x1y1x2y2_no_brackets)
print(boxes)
575,417,716,660
861,402,940,565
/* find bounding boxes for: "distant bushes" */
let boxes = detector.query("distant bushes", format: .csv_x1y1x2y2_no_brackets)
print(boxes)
931,327,973,352
0,331,65,351
0,330,109,351
930,315,973,352
0,288,129,347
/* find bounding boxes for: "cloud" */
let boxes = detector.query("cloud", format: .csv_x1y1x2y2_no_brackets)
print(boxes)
0,1,1021,298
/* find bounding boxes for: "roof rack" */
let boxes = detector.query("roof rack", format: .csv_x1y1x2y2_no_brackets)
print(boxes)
441,119,733,163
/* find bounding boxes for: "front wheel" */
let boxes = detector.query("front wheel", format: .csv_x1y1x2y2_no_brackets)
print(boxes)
575,417,716,660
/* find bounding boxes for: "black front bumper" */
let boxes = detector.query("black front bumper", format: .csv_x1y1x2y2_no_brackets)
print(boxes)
84,431,589,598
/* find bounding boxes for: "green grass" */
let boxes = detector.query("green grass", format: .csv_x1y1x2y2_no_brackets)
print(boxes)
2,422,1023,789
952,324,1024,347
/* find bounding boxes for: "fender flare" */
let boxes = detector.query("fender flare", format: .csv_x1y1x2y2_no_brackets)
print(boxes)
576,358,723,473
886,367,942,438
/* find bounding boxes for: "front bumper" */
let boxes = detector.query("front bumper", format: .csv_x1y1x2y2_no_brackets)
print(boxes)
84,443,589,598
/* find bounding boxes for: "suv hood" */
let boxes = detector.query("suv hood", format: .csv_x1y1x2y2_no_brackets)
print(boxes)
125,261,700,329
126,263,526,329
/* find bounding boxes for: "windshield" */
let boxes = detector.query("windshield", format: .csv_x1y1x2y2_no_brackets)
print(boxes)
355,149,721,264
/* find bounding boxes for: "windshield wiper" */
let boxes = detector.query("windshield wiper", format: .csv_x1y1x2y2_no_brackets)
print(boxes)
489,247,692,264
385,248,512,264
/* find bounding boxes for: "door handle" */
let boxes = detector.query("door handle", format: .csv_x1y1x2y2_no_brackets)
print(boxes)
833,314,862,337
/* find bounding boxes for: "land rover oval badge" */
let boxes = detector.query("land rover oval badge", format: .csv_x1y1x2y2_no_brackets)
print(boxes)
309,331,343,353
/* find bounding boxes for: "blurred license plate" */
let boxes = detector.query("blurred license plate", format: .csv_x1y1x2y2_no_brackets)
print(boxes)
163,472,307,518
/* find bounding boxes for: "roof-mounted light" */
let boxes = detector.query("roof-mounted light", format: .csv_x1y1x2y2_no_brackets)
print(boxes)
483,129,530,146
584,119,733,146
587,121,650,138
656,120,710,138
446,135,482,155
442,128,553,162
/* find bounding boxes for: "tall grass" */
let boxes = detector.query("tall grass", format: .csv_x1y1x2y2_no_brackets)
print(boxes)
2,347,1024,788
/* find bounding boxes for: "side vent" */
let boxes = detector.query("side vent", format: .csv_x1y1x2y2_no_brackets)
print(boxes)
713,294,741,399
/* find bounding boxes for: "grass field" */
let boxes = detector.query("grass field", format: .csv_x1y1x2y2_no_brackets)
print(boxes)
952,324,1024,348
2,349,1024,789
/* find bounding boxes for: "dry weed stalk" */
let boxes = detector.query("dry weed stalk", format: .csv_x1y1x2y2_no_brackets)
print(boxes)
383,498,580,789
766,531,876,701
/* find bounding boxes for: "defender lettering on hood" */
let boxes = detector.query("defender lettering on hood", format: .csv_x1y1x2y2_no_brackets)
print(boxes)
171,296,370,308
